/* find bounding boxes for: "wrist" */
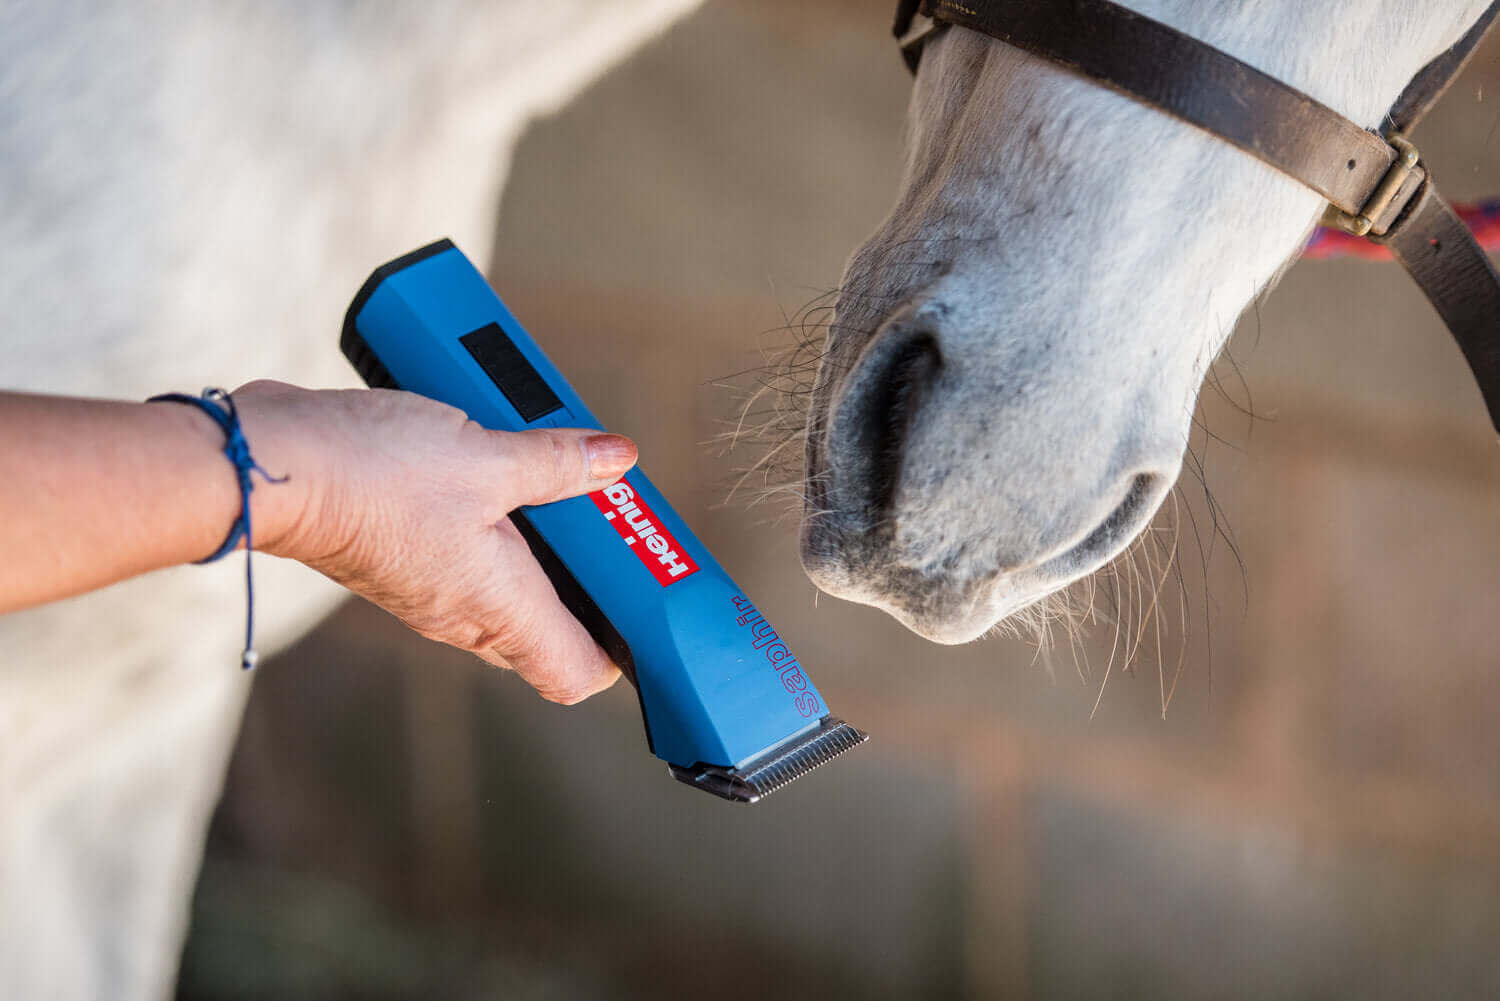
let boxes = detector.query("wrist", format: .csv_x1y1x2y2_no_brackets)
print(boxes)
228,382,329,562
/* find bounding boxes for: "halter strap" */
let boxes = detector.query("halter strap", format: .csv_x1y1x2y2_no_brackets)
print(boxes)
894,0,1500,433
1388,2,1500,133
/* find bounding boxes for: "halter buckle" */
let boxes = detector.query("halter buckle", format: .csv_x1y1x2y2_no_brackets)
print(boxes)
898,14,942,73
1322,134,1421,237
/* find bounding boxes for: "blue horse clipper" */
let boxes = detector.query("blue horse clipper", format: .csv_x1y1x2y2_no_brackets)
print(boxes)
342,240,867,802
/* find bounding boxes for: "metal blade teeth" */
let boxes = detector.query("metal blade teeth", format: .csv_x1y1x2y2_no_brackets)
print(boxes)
736,719,869,799
668,717,870,803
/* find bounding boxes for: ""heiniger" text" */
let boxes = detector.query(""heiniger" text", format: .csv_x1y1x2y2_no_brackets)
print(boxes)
591,479,700,586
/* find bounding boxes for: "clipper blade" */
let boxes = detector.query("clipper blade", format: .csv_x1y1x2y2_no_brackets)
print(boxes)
668,717,869,804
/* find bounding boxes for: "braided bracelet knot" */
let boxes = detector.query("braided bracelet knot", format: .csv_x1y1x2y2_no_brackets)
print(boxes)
147,387,288,669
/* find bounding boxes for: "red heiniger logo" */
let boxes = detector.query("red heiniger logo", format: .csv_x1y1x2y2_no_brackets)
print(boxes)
591,480,699,586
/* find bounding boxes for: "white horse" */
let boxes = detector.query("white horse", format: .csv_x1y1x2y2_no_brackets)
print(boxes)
0,3,700,998
0,1,1491,998
801,0,1496,642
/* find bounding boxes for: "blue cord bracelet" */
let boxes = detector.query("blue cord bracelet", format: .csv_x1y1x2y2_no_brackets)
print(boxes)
147,388,288,670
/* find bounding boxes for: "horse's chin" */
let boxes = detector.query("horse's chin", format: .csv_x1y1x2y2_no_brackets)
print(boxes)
798,505,1034,645
847,594,1005,646
800,530,1064,644
799,551,1051,644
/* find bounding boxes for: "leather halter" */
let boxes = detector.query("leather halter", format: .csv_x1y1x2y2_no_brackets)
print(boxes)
893,0,1500,434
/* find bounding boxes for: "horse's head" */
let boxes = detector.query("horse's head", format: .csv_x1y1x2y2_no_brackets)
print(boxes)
802,1,1491,643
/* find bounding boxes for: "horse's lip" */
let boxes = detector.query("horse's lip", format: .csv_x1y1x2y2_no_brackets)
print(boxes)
799,540,1018,644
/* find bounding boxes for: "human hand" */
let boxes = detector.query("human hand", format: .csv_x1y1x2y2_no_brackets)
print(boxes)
235,380,637,704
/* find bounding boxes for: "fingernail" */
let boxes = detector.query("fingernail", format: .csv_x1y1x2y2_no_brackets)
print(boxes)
586,434,638,481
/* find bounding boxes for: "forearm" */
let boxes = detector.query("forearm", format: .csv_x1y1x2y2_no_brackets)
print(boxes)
0,391,306,612
0,381,634,702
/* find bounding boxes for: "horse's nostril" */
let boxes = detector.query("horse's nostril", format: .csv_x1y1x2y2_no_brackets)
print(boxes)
863,332,942,517
1070,473,1160,564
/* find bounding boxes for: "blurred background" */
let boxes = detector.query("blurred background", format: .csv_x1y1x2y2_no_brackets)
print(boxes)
177,1,1500,998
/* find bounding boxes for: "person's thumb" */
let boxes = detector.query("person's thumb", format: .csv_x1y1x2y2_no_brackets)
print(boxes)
495,427,638,509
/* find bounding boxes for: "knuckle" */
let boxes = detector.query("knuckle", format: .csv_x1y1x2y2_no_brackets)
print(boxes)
407,608,474,648
540,683,594,707
233,378,291,401
490,430,570,508
403,596,519,655
466,617,532,656
463,601,549,661
544,430,573,489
